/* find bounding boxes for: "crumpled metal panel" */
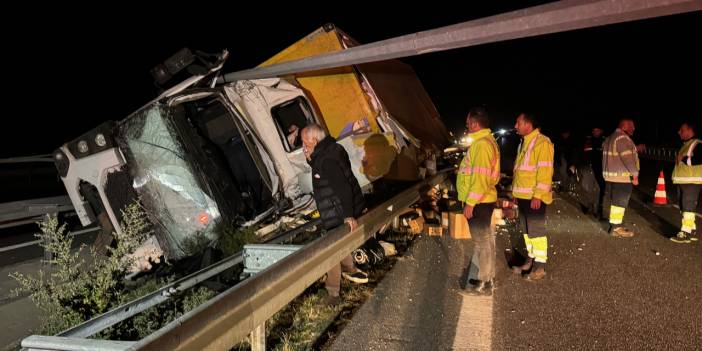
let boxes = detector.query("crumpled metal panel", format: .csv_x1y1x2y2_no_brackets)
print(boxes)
118,104,221,259
359,59,450,151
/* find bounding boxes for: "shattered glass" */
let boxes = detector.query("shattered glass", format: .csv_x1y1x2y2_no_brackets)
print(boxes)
118,104,221,259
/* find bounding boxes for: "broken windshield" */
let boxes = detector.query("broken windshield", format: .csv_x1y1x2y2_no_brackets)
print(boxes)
117,104,221,259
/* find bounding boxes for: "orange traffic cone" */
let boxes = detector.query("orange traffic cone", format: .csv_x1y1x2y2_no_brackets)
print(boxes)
653,171,667,205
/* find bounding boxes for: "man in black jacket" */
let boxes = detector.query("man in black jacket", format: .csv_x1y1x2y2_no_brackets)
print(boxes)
302,124,368,306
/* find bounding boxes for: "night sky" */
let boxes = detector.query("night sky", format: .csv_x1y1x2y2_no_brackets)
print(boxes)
2,3,700,159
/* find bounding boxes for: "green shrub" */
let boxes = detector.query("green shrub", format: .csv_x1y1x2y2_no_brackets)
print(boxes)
11,202,244,339
217,224,257,256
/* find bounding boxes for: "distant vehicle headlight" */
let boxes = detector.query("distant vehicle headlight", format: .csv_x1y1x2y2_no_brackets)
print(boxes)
77,140,89,153
95,133,106,147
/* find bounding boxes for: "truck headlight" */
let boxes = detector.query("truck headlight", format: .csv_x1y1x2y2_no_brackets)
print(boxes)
77,140,89,153
95,133,106,147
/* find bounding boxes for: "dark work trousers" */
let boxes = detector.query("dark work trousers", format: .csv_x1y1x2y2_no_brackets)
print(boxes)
609,182,633,208
326,255,355,297
468,203,496,282
678,184,701,212
517,199,547,236
592,164,606,216
517,199,548,263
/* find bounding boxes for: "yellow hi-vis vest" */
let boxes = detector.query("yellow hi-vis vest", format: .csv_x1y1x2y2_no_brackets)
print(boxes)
513,129,554,204
457,129,500,206
672,138,702,184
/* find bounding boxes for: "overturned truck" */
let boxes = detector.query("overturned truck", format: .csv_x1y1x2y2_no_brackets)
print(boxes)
53,24,450,264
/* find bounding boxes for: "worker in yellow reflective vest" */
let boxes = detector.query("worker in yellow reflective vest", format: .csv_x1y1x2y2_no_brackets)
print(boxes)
510,113,554,281
602,119,640,238
670,121,701,243
456,107,500,295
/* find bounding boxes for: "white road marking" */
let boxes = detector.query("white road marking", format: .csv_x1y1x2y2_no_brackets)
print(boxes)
453,294,493,350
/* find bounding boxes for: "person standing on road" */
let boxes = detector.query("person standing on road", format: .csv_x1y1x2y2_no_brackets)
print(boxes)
670,121,701,243
583,126,606,218
602,119,640,238
302,124,369,306
456,107,501,295
510,113,554,281
554,129,577,191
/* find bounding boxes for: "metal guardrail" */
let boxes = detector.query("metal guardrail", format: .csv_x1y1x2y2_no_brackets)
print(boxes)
22,336,135,351
639,146,677,162
57,218,322,339
0,154,53,164
130,173,445,350
20,173,444,350
0,196,74,229
0,225,100,253
220,0,701,82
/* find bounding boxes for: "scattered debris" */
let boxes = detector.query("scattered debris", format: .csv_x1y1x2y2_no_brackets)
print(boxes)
379,241,397,256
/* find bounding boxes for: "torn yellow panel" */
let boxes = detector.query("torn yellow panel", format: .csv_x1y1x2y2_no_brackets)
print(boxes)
259,26,380,138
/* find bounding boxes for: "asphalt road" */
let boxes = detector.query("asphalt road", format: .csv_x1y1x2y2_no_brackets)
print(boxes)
329,191,702,350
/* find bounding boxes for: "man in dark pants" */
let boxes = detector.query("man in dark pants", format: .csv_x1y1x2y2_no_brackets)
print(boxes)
554,129,576,191
602,119,639,237
455,107,500,295
670,121,701,243
302,124,368,306
583,126,606,218
510,113,555,281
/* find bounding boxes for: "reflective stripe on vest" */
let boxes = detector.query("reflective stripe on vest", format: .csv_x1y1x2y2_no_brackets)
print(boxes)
686,140,700,166
460,137,500,178
515,135,540,172
513,186,534,194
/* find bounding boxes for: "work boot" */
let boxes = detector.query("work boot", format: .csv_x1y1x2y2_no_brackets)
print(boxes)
610,226,634,238
524,265,546,281
511,257,533,274
670,231,691,244
459,279,493,296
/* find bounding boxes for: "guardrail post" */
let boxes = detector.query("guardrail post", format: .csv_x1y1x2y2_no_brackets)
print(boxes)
250,322,265,351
